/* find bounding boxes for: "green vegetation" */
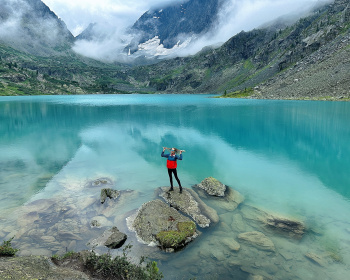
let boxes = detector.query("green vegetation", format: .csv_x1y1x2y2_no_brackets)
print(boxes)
218,87,254,98
51,245,163,280
51,251,75,261
85,245,163,280
0,237,19,257
156,221,196,249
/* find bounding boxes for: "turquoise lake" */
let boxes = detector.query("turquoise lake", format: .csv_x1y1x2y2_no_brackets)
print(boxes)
0,94,350,279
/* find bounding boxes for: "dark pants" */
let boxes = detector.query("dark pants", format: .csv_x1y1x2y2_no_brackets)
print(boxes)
168,168,182,189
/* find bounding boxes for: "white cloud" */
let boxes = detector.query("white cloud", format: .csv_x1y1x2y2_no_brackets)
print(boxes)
41,0,179,36
176,0,326,57
40,0,329,62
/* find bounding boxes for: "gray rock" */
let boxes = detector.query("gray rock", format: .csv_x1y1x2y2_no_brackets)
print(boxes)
90,220,101,228
238,231,275,252
221,237,241,252
88,227,127,249
305,252,327,267
193,178,244,211
194,177,226,197
231,213,246,232
127,199,197,248
100,188,120,204
85,177,114,188
158,187,219,228
241,205,305,239
264,215,305,239
90,216,112,227
247,275,264,280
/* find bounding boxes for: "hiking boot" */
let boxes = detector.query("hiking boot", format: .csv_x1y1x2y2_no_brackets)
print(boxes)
169,187,174,192
179,187,183,194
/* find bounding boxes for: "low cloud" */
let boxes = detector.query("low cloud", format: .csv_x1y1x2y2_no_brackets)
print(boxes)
2,0,333,62
175,0,332,57
69,0,331,63
0,0,73,55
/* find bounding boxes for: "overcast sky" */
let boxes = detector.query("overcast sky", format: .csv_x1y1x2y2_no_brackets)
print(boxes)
42,0,325,36
40,0,329,61
41,0,176,36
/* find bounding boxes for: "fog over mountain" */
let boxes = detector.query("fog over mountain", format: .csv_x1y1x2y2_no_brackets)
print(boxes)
2,0,332,62
0,0,73,56
70,0,330,63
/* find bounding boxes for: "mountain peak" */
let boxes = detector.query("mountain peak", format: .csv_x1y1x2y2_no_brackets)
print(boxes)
128,0,222,55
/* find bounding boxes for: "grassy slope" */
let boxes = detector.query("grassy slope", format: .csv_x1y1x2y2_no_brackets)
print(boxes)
0,44,150,96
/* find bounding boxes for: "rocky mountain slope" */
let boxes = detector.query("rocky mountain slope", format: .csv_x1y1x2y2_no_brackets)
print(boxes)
0,0,74,56
129,0,350,100
127,0,222,55
1,0,349,100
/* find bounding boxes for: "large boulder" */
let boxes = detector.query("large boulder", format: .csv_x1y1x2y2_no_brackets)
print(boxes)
194,177,226,197
158,187,219,228
193,178,244,211
88,227,127,249
127,199,198,249
238,231,275,252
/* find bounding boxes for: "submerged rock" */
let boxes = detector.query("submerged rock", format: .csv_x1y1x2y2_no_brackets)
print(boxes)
158,187,219,228
194,177,226,197
265,215,305,239
241,205,305,239
238,231,275,252
221,237,241,252
88,226,127,249
305,252,327,267
127,199,197,248
100,188,120,204
85,177,114,188
247,275,264,280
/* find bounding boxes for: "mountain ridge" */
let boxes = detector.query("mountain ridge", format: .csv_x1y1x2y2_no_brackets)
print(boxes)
0,0,74,56
128,0,222,54
1,0,349,100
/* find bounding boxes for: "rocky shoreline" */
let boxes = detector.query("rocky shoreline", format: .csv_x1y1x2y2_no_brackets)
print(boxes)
0,177,341,279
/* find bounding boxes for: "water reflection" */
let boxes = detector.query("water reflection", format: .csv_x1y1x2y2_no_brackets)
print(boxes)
0,95,350,279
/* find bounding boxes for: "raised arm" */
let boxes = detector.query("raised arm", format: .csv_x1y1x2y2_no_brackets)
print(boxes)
161,147,169,158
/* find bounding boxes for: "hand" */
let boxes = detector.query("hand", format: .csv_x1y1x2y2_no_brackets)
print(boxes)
163,147,166,152
180,150,182,154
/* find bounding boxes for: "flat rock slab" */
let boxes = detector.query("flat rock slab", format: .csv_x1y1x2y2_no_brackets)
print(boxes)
241,205,305,239
88,227,127,249
265,215,305,239
127,199,195,245
238,231,275,252
158,187,219,228
221,237,241,252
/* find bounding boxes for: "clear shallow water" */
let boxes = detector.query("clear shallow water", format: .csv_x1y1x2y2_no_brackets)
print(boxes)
0,94,350,279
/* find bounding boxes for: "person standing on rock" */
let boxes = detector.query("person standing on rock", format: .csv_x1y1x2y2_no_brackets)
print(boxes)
161,147,183,193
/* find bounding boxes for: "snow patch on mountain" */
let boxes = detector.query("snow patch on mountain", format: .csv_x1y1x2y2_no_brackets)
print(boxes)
131,36,193,58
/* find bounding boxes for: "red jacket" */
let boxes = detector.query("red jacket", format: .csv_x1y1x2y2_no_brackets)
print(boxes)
161,151,183,169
